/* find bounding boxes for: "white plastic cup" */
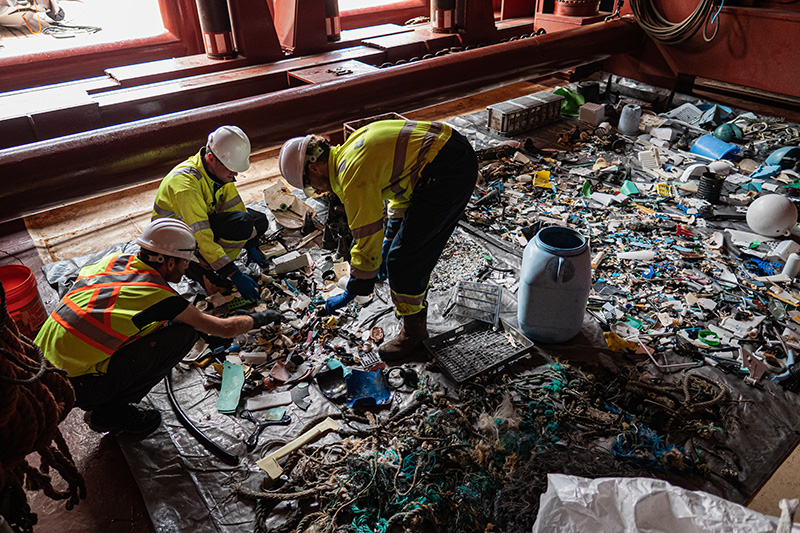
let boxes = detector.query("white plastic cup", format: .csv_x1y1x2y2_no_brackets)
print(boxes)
783,253,800,278
618,104,642,135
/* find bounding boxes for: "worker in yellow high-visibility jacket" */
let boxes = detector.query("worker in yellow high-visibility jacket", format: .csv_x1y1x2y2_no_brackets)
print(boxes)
152,125,268,301
35,219,282,435
279,120,478,361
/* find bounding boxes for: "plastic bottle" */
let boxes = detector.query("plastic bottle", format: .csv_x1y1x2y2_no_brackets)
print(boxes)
517,226,592,343
783,253,800,278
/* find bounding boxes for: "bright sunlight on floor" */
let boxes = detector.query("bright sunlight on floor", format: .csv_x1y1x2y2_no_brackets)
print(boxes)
0,0,164,59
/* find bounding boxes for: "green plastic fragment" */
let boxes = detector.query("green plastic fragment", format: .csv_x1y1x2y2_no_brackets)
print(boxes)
553,86,585,117
227,296,258,310
620,180,640,196
216,361,245,414
625,317,643,330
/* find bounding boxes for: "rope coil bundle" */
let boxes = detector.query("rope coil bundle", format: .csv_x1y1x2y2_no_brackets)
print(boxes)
0,280,85,532
630,0,722,45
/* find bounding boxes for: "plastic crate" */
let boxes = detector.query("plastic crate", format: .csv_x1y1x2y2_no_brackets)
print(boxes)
423,319,535,383
486,90,564,136
450,281,503,329
343,112,408,140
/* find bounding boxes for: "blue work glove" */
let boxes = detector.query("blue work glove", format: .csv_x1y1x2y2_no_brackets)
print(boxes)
324,290,357,315
246,247,267,268
230,269,260,301
322,277,377,314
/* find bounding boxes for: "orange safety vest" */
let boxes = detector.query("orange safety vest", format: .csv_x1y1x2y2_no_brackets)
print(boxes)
35,254,179,377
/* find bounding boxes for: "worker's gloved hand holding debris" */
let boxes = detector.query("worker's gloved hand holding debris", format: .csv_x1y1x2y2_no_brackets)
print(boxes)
230,269,260,301
323,277,376,315
323,291,356,315
346,277,376,296
248,310,283,328
246,246,267,268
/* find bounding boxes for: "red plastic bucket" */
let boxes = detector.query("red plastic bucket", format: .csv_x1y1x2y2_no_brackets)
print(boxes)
0,264,48,338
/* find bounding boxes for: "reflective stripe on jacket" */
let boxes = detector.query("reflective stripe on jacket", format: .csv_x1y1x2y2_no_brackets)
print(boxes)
328,120,452,278
35,254,178,377
152,149,247,272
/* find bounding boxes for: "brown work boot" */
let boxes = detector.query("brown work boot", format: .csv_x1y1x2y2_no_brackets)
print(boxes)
379,308,429,362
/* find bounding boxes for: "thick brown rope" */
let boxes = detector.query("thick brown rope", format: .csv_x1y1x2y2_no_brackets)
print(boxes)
0,280,85,531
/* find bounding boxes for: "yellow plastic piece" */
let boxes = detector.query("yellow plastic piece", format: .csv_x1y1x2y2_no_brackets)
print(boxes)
656,183,672,197
533,170,552,189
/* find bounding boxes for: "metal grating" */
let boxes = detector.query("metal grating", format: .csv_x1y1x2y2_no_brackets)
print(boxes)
424,319,535,383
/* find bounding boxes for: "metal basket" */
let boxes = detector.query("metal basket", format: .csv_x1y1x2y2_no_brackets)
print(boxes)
423,319,535,383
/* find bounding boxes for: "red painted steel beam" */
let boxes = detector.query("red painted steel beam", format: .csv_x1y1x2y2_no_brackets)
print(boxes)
0,18,643,223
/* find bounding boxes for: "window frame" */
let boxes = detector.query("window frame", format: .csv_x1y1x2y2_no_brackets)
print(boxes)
0,0,203,93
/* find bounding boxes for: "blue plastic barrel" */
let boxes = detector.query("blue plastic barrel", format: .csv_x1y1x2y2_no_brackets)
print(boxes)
517,226,592,343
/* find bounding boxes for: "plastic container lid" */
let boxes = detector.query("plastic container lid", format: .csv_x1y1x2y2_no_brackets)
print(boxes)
690,134,741,161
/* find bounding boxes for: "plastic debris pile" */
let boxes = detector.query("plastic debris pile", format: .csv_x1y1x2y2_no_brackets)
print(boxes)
461,77,800,389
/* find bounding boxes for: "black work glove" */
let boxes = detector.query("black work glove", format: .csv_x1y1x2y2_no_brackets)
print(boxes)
248,310,283,328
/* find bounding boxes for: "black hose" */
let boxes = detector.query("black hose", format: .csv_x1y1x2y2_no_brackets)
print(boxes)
164,370,240,466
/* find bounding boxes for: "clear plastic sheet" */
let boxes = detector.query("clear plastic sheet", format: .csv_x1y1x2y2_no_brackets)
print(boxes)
533,474,799,533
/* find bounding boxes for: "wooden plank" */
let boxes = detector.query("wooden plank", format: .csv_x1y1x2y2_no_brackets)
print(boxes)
105,55,251,89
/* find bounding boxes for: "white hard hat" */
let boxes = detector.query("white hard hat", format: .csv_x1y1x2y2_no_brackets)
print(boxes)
137,219,199,262
279,135,312,189
208,125,251,173
746,194,798,237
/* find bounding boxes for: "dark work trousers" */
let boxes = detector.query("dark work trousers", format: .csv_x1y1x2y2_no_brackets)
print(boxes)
188,207,270,282
69,323,199,410
386,130,478,300
209,207,269,251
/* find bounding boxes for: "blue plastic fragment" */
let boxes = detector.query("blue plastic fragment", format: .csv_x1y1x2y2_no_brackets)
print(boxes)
345,369,391,408
749,164,783,180
766,146,800,168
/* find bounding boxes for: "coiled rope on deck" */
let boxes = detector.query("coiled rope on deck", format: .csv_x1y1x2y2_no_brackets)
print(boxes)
0,281,86,532
630,0,721,45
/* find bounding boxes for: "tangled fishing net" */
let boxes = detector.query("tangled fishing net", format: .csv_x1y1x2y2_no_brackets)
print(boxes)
233,361,735,532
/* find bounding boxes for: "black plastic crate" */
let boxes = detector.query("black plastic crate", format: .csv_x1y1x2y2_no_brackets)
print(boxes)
423,319,535,383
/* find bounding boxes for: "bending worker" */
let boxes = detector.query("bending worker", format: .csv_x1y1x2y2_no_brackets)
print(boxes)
34,219,282,436
279,120,478,361
152,125,268,302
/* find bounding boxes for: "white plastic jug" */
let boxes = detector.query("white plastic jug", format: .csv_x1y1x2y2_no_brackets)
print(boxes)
517,226,592,343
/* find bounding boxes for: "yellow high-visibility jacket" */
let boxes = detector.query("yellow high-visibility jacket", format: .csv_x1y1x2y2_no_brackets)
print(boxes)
35,254,179,377
328,120,452,279
152,149,249,274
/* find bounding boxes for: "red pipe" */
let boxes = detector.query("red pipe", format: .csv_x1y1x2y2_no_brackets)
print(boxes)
0,18,643,223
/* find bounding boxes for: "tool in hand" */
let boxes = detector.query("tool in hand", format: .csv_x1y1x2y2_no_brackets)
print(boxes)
239,409,292,450
256,417,339,478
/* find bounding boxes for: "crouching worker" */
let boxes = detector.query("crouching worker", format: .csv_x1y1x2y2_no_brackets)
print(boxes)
152,125,269,302
34,219,282,436
278,120,478,361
